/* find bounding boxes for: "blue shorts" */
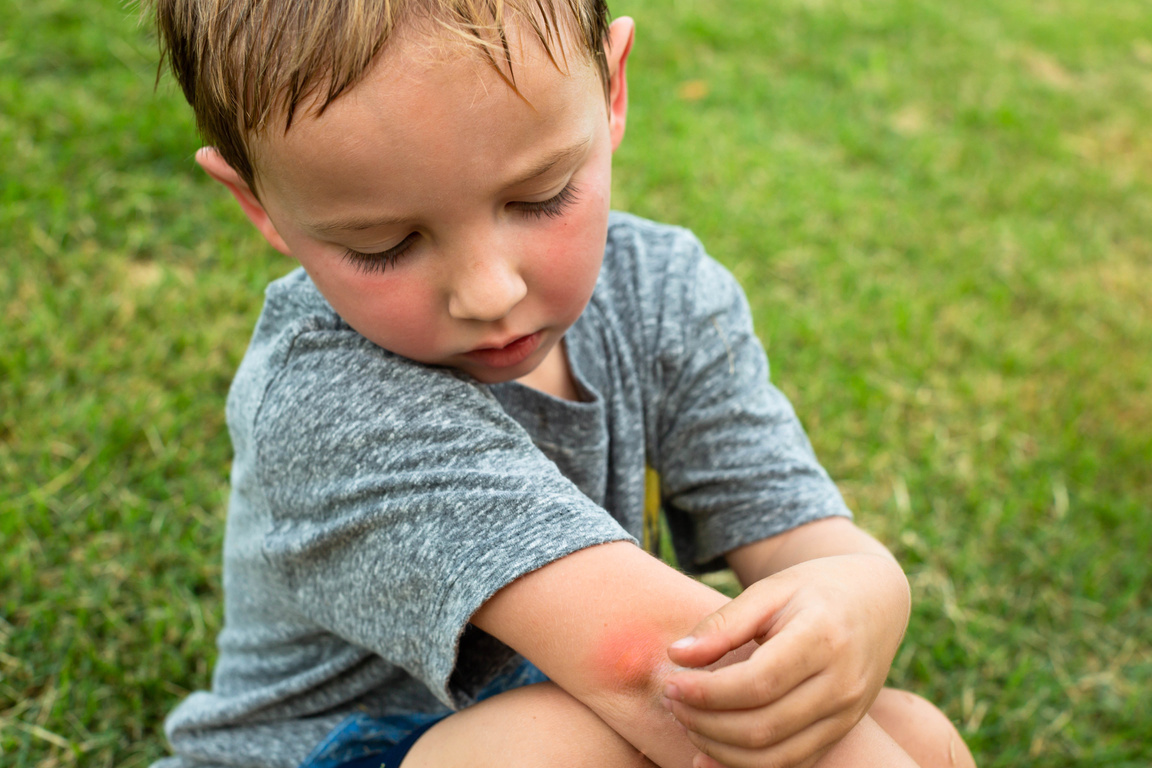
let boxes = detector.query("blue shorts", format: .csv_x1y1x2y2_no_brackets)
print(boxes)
299,661,549,768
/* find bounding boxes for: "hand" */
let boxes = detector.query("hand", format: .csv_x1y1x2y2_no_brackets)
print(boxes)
661,553,910,768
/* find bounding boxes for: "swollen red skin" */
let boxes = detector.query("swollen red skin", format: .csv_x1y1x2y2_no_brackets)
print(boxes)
593,625,669,693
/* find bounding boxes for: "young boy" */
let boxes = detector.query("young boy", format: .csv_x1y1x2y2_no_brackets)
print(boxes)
151,2,976,767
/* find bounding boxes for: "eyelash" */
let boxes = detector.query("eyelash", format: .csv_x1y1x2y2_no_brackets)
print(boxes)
342,233,417,275
515,181,582,219
341,182,582,274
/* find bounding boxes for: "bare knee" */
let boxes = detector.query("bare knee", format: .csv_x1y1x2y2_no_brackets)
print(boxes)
869,688,976,768
515,682,654,767
402,681,655,768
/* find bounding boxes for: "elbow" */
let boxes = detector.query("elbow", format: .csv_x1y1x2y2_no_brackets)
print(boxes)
583,621,676,709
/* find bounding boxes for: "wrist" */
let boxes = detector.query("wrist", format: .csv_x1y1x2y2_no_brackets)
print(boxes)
778,551,910,646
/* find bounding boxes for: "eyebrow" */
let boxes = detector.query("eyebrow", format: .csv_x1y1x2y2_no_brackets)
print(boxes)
308,211,408,235
506,135,593,189
305,136,593,236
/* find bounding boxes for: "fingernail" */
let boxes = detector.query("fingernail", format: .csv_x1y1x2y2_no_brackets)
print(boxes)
664,682,681,701
670,636,697,649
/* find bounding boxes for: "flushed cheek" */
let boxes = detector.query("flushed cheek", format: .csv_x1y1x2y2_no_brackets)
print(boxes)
538,253,598,318
323,272,449,360
535,220,606,316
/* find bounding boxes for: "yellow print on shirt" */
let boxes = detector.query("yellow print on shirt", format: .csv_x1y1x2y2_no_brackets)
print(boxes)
643,464,661,556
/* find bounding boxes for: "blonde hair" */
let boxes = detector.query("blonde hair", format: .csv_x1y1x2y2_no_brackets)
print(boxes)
153,0,611,189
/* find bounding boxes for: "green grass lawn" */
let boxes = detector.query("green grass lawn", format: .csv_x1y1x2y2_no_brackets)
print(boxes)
2,0,1149,765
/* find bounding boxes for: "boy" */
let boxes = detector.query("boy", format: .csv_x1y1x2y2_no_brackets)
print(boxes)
151,1,976,767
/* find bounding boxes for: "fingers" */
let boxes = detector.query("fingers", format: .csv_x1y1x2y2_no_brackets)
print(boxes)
667,578,790,668
682,713,842,768
663,673,841,750
690,716,924,768
666,620,829,711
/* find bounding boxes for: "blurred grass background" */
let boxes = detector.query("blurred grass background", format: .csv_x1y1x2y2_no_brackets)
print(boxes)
1,0,1149,765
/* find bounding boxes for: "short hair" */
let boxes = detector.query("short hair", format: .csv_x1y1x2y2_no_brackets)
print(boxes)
152,0,612,190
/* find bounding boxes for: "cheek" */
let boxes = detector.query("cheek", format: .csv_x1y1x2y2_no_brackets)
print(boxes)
537,198,609,309
544,236,600,294
359,289,429,338
310,265,446,357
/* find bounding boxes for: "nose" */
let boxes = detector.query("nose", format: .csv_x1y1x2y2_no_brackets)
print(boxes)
447,250,528,323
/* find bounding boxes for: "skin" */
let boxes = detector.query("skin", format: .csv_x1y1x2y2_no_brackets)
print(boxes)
196,12,976,768
597,625,674,693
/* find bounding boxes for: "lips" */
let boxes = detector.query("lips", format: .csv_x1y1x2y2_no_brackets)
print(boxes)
462,330,544,369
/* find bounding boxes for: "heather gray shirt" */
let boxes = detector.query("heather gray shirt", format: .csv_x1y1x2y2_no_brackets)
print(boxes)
156,213,850,768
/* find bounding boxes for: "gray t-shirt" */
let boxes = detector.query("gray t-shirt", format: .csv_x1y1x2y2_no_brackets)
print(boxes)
156,212,850,768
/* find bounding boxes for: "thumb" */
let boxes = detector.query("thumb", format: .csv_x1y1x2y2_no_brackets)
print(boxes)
667,579,785,668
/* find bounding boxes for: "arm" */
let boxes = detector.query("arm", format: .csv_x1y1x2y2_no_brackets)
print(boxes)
724,516,906,591
470,540,753,768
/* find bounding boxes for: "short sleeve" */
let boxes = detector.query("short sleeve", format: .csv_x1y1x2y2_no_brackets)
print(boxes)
251,331,633,709
652,236,852,572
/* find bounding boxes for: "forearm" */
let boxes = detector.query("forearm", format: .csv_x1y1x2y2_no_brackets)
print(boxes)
727,517,902,587
471,541,753,768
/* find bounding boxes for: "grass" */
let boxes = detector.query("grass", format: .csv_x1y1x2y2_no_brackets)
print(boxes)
2,0,1149,765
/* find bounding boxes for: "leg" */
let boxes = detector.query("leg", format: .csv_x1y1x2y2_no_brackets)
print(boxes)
779,689,976,768
810,716,920,768
400,681,657,768
868,688,976,768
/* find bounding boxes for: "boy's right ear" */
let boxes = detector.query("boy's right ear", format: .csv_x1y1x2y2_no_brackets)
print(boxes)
195,148,292,255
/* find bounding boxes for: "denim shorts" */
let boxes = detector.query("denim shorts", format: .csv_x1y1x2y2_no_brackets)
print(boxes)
299,660,549,768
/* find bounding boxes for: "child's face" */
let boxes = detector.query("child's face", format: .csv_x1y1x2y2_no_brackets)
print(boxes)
202,18,633,386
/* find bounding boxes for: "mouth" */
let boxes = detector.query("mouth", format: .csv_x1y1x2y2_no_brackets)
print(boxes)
462,331,544,369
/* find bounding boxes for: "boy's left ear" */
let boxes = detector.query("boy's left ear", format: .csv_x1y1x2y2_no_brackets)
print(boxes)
606,17,635,152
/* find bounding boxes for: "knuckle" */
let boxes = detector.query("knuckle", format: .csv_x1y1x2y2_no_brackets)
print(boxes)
673,704,696,731
749,717,780,748
751,667,779,702
691,682,715,709
688,731,714,758
818,624,845,656
706,610,731,638
830,629,852,657
831,683,856,712
837,674,869,709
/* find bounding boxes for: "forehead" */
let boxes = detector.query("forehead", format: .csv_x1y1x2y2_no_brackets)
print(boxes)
250,20,605,207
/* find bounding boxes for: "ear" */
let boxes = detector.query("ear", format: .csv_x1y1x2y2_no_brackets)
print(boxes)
195,147,291,255
605,17,635,152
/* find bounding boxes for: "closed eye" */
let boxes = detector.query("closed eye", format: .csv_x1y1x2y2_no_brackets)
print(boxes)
342,232,419,274
512,182,581,219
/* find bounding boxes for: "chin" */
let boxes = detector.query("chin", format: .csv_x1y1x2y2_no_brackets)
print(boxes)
464,365,534,385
